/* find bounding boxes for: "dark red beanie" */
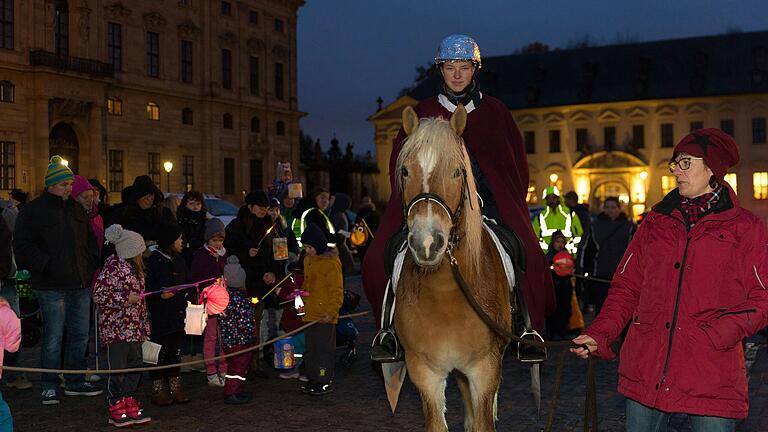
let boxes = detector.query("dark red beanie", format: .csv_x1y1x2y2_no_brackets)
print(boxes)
673,128,739,180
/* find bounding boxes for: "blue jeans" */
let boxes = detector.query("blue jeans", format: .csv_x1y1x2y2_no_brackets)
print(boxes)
0,390,12,432
36,288,91,391
626,398,737,432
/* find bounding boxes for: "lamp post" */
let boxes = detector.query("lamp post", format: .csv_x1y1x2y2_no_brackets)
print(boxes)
163,161,173,193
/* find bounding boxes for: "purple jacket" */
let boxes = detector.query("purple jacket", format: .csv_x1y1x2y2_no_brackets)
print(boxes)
190,247,227,291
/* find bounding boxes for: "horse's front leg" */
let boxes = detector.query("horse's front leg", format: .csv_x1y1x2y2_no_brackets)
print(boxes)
406,352,450,432
463,352,504,432
456,371,475,431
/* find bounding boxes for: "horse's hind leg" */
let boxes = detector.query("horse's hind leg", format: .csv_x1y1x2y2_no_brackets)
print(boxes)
465,355,504,432
407,355,449,432
456,371,475,431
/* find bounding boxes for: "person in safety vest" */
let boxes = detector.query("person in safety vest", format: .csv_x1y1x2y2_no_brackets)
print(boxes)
532,186,583,255
364,34,555,363
291,187,336,250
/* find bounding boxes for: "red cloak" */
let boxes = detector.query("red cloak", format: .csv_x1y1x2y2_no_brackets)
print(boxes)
362,94,556,331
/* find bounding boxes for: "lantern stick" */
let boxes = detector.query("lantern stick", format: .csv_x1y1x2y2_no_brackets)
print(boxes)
251,272,293,304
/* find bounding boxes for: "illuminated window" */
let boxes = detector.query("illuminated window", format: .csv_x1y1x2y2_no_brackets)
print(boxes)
107,97,122,116
723,173,737,195
754,172,768,200
526,181,537,205
661,175,676,196
146,102,159,121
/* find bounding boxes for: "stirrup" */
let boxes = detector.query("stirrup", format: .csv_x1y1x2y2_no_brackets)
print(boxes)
370,329,404,363
517,329,547,363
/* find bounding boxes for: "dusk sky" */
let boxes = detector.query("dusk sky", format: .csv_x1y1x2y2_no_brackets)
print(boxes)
296,0,767,156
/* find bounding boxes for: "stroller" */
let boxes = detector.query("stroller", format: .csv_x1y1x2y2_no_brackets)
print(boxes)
336,290,360,368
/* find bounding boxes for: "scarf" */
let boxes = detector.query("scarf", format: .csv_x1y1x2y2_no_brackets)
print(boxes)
679,185,723,227
440,79,481,108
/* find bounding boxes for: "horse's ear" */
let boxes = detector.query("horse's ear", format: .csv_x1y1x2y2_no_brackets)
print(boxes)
450,104,467,136
402,106,419,136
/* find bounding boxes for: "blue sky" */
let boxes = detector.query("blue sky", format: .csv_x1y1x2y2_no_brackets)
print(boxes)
297,0,767,155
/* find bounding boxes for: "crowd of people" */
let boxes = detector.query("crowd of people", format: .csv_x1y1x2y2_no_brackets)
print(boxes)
0,157,380,429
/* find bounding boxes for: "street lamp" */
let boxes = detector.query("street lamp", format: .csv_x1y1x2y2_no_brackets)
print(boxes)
163,161,173,193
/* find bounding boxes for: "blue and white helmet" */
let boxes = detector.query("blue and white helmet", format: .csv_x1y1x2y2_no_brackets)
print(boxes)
434,34,482,69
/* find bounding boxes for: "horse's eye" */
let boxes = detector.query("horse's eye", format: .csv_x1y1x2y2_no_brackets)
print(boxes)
453,168,462,178
401,167,409,177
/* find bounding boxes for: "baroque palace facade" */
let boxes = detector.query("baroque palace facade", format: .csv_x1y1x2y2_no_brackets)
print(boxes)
0,0,304,202
370,31,768,221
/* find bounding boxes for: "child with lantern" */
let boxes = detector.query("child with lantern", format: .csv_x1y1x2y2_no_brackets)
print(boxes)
546,230,575,340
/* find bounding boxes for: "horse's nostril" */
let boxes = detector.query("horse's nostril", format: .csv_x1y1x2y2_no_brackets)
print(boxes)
431,233,446,252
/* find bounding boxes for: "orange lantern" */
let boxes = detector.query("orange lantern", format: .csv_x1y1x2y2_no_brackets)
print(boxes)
350,223,368,247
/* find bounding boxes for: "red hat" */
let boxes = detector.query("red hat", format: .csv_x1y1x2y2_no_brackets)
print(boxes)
673,128,739,180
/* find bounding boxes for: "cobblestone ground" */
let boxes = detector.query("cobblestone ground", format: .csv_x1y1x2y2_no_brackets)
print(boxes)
5,272,768,431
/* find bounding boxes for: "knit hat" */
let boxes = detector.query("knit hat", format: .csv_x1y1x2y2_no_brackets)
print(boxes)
204,218,226,242
269,197,281,208
223,256,246,288
131,175,157,201
104,224,146,259
9,189,28,204
71,175,95,199
44,155,74,187
301,223,328,255
673,128,740,181
156,222,182,250
245,190,269,207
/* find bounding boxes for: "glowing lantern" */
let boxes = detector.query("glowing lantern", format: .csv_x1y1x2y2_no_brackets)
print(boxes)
552,251,575,277
200,278,230,315
350,223,368,247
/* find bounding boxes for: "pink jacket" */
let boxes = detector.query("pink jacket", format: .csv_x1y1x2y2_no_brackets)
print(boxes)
0,298,22,378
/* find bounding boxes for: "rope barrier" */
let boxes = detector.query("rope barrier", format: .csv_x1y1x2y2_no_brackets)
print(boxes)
0,311,369,375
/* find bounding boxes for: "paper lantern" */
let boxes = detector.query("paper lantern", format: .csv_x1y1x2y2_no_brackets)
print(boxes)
201,279,230,315
552,251,575,277
273,337,295,370
350,223,368,247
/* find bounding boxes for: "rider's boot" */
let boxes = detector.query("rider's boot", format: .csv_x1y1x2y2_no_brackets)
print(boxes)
514,292,547,363
370,281,404,363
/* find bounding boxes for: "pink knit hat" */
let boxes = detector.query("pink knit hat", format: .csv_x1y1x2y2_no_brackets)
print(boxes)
71,175,95,199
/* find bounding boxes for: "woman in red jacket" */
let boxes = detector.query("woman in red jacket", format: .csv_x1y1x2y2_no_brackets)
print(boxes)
572,129,768,431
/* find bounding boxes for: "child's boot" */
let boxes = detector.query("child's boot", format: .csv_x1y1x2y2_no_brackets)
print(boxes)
108,398,134,428
150,379,173,406
168,377,191,404
125,397,152,424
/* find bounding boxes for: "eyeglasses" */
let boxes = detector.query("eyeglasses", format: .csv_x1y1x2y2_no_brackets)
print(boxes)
668,157,703,173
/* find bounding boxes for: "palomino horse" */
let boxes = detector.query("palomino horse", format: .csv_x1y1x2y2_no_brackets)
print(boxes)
393,105,512,432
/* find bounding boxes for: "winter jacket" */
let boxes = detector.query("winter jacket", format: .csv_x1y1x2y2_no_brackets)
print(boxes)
0,297,21,378
218,286,256,349
106,202,176,245
145,250,189,337
189,246,227,289
330,193,354,276
302,248,343,325
13,190,94,290
584,186,768,419
225,207,283,300
93,255,150,343
579,213,636,278
0,217,11,280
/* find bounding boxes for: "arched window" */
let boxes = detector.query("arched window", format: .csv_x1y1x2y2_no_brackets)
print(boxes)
276,120,285,136
250,116,260,133
146,102,159,121
223,113,233,129
181,108,193,125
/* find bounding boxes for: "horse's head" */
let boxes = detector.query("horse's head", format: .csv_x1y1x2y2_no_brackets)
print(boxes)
396,105,481,271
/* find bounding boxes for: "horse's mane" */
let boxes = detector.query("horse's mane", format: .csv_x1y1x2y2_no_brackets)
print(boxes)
395,117,483,275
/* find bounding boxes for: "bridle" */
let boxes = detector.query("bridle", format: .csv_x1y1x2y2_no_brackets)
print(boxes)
400,167,471,256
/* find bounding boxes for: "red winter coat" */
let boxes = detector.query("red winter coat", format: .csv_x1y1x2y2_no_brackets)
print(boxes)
362,94,555,331
584,186,768,419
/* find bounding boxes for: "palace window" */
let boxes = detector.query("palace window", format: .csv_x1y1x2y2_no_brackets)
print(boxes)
0,80,14,102
0,0,14,49
147,102,159,121
148,152,161,186
752,117,766,144
250,159,263,192
723,173,737,195
0,141,15,189
690,121,703,132
107,97,122,116
107,22,121,72
661,175,676,196
720,119,734,137
660,123,674,148
223,113,233,129
146,32,159,77
276,120,285,136
183,155,194,191
221,49,232,90
251,116,260,133
274,18,284,33
632,125,645,148
249,10,258,25
220,1,231,16
108,150,124,192
54,0,68,57
274,62,284,100
575,128,588,152
754,172,768,200
249,56,259,95
223,158,235,194
524,131,535,154
603,126,616,151
180,40,193,83
548,130,560,153
181,108,193,125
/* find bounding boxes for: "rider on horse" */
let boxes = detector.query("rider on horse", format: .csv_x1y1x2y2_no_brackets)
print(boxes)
363,34,556,363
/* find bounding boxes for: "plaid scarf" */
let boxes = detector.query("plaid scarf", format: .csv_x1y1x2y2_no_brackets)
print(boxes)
679,185,723,227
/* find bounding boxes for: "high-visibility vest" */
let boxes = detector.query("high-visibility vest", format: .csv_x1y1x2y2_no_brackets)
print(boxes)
535,205,582,254
291,207,336,249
